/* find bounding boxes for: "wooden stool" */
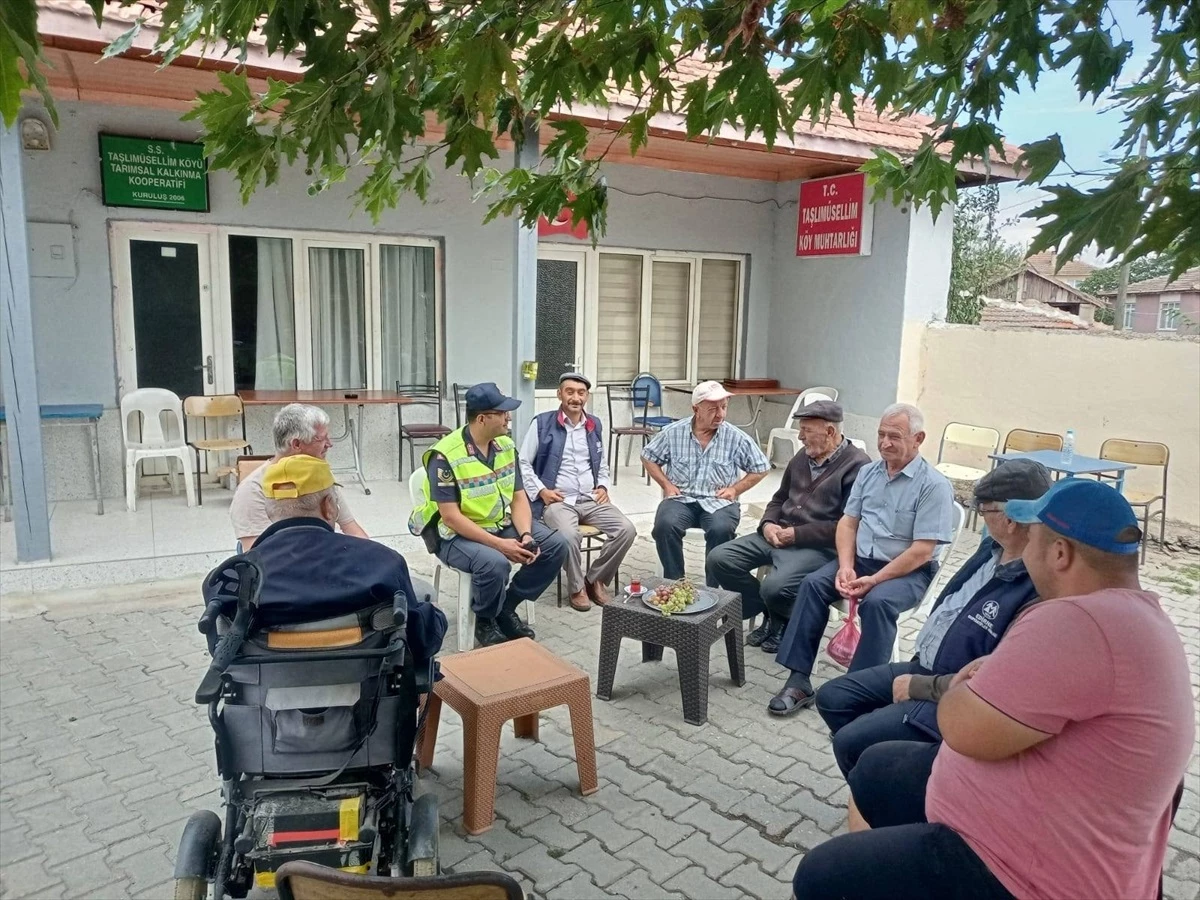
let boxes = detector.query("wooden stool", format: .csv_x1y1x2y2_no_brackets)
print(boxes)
416,638,599,834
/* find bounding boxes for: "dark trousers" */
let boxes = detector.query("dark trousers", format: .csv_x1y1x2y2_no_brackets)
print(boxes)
815,660,936,777
775,557,933,678
793,740,1014,900
651,500,739,587
437,521,570,619
705,533,835,620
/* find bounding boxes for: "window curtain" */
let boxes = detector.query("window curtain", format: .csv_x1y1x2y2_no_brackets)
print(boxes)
309,247,366,389
254,237,296,389
380,245,436,387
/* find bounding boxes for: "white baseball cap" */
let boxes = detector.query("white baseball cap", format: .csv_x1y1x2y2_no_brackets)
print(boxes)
692,380,733,404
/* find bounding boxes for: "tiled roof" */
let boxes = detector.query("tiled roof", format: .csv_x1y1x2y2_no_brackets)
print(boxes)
36,0,1021,178
1097,266,1200,296
1026,251,1097,282
978,298,1099,331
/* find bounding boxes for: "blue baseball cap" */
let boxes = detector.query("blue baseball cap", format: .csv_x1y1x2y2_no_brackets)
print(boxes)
464,382,521,414
1005,478,1142,555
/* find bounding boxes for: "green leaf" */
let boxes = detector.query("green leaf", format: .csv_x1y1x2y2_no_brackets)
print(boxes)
1015,135,1065,185
101,20,144,60
625,111,649,154
444,121,500,175
1057,29,1132,100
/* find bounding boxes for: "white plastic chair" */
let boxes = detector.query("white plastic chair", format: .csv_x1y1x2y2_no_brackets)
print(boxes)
935,423,1000,530
407,470,534,654
830,501,967,663
765,386,839,466
120,388,196,512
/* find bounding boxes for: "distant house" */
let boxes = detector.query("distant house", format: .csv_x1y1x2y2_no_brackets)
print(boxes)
1097,267,1200,335
1026,250,1097,288
985,264,1106,323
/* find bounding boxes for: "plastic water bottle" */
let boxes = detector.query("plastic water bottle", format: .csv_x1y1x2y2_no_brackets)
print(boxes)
1062,429,1076,466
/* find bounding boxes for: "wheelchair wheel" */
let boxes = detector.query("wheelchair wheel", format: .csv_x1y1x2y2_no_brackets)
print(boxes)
407,792,440,876
173,877,208,900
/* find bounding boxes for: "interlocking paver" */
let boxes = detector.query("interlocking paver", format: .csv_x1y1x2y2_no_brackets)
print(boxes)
0,526,1196,900
561,838,636,887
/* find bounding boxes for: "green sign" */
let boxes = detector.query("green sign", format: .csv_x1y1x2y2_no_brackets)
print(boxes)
99,134,209,212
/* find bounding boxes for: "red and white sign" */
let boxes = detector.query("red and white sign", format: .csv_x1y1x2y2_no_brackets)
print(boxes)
795,173,873,257
538,198,589,241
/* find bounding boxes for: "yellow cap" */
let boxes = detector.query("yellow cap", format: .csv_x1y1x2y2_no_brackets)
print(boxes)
261,454,335,499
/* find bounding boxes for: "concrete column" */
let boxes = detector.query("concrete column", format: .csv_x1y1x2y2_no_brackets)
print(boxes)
0,122,52,561
510,120,540,440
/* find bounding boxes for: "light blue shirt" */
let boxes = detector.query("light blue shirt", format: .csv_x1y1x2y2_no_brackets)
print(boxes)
914,544,1001,669
642,418,770,513
844,456,955,561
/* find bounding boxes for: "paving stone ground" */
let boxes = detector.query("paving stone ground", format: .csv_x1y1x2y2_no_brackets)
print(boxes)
1,523,1198,900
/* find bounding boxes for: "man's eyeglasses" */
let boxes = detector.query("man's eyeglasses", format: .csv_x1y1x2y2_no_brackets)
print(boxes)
973,502,1006,515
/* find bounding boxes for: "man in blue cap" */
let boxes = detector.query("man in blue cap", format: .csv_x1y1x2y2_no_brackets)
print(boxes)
791,479,1193,900
409,383,570,647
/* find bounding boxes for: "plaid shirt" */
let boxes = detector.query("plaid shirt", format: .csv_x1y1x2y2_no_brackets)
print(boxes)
642,418,770,513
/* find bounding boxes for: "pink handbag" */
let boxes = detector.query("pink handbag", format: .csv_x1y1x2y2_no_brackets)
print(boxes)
826,597,861,668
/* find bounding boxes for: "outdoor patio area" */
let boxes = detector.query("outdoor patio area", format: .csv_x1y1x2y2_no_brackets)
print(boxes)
1,511,1197,899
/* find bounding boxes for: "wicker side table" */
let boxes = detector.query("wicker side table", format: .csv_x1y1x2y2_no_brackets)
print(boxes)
595,581,745,725
416,638,598,834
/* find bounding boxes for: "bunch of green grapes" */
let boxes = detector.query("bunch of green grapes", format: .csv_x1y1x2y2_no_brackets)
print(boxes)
651,580,697,616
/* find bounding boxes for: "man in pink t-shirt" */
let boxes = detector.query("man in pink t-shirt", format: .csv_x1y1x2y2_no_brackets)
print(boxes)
791,479,1193,900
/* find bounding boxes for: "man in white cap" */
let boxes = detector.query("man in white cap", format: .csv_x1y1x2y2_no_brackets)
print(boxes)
641,380,770,586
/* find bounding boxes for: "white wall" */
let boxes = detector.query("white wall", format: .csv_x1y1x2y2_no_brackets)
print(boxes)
18,100,778,498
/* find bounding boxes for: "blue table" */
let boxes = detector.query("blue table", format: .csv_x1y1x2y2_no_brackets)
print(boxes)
0,404,105,518
989,449,1136,494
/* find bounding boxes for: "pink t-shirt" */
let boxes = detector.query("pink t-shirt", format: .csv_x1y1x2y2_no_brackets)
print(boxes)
926,589,1194,900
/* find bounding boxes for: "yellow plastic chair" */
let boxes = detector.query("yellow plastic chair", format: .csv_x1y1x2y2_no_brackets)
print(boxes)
183,394,252,505
1100,439,1170,562
1003,428,1063,453
936,423,1000,529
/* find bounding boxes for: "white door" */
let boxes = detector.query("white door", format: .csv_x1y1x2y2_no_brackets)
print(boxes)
112,225,221,476
113,226,220,399
534,248,587,413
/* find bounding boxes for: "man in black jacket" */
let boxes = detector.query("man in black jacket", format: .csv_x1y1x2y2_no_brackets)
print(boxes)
249,454,447,663
814,458,1051,780
707,401,870,652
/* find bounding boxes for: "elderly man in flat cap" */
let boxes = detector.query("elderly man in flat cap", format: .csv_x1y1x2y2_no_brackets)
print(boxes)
708,400,871,652
519,372,636,611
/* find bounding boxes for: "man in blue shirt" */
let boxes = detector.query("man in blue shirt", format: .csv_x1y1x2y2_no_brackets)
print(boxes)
813,459,1051,777
768,403,955,715
244,455,447,663
641,381,771,586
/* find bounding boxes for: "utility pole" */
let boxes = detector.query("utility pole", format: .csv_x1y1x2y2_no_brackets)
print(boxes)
1113,134,1149,332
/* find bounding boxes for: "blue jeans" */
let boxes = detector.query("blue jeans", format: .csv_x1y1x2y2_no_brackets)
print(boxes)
814,660,934,778
437,521,569,619
775,557,934,679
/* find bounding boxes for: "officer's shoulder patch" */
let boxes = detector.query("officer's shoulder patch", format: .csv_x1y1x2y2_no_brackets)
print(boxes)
436,466,455,486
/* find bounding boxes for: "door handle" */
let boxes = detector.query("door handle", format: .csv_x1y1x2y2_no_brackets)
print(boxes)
193,354,214,385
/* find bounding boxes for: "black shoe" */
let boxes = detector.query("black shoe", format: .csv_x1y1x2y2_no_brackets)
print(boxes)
768,673,815,717
497,609,536,641
759,619,786,654
474,618,508,647
746,616,771,647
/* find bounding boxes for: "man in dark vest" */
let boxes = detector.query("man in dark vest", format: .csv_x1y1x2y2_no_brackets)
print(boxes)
707,400,869,652
518,373,636,611
813,458,1052,780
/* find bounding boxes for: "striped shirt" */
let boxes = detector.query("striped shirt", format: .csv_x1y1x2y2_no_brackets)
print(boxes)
641,418,770,513
844,455,955,561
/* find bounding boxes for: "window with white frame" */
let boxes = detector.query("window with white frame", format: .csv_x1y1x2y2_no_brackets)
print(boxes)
1122,301,1135,330
228,231,440,391
1158,300,1180,331
595,250,742,384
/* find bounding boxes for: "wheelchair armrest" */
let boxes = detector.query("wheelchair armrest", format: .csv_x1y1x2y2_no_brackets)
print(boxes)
415,659,437,694
195,669,224,705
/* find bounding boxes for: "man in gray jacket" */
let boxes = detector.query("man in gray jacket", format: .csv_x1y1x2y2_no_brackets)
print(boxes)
707,401,870,652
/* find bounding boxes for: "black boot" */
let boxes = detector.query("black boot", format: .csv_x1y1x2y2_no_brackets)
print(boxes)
760,617,787,654
474,617,507,648
497,594,536,641
745,615,771,647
